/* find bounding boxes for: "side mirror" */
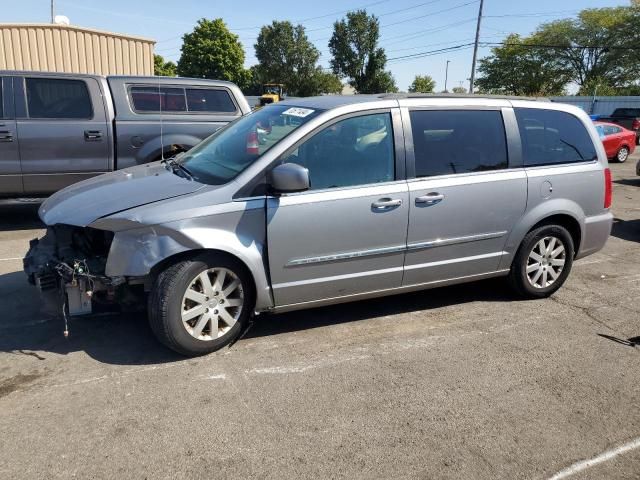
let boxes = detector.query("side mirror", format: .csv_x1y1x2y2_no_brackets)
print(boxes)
269,163,309,194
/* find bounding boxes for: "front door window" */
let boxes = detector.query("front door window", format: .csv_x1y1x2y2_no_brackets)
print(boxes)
282,113,395,190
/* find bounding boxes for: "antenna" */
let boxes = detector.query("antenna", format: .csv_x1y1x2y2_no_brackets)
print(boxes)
158,75,164,161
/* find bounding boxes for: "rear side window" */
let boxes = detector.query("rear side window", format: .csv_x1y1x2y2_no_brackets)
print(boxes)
0,80,3,118
410,110,508,177
515,108,597,166
130,86,186,112
26,78,92,119
186,88,236,112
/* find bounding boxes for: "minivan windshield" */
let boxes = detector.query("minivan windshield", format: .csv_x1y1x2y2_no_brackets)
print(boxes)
179,104,322,185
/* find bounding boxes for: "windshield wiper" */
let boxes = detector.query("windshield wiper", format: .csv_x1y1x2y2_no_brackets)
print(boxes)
162,157,194,180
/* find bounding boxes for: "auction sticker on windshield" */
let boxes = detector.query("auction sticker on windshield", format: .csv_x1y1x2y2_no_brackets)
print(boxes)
282,107,315,118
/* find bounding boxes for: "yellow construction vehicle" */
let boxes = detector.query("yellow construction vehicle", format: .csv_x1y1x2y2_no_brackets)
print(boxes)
259,84,285,107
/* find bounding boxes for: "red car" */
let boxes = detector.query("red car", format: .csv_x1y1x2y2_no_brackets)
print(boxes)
594,121,636,163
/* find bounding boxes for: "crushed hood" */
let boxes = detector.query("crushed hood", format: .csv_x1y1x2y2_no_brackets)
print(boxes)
39,162,206,227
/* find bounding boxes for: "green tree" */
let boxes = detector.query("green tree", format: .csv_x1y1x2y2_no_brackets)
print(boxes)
329,10,397,93
254,21,342,96
476,34,570,95
408,75,436,93
533,7,640,88
452,86,467,94
177,18,249,88
153,54,177,77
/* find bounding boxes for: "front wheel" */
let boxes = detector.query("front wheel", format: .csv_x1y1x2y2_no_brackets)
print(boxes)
508,224,574,299
615,146,630,163
148,254,254,356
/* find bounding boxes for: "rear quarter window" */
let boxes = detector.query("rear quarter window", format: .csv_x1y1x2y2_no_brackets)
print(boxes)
515,108,597,167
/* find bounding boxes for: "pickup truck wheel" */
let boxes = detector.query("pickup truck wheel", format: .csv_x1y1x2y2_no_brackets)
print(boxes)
615,146,629,163
148,254,254,356
508,224,574,299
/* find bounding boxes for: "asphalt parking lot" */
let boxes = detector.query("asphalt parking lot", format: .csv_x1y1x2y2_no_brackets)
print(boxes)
1,156,639,479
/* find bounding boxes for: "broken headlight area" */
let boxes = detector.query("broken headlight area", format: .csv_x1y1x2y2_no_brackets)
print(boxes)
23,225,135,318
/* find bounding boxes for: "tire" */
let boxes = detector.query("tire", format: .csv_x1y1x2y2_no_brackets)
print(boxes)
508,224,574,299
148,253,254,356
615,146,630,163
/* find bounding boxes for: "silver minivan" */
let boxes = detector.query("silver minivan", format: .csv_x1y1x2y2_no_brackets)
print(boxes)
24,95,613,356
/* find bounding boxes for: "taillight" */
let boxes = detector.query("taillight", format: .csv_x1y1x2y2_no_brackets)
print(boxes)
246,130,259,155
604,168,612,209
632,119,640,130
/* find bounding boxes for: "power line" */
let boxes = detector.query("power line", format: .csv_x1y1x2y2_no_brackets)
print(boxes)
303,0,451,33
382,0,478,28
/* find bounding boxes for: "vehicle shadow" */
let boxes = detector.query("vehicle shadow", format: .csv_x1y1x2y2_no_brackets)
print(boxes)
611,218,640,243
0,271,183,365
244,278,513,340
614,178,640,187
0,204,44,231
0,268,514,366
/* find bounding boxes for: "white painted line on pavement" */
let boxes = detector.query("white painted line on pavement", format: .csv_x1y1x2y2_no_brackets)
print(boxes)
0,257,24,261
548,436,640,480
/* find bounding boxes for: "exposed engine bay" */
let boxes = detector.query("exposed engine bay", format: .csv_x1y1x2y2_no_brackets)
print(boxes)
23,225,139,323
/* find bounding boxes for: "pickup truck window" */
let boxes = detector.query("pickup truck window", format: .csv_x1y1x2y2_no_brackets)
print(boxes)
180,104,321,185
186,88,236,113
130,86,187,112
612,108,640,117
25,78,93,119
129,85,237,114
515,108,597,167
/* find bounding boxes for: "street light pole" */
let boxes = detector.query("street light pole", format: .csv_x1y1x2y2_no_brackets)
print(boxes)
469,0,484,94
51,0,55,23
444,60,450,92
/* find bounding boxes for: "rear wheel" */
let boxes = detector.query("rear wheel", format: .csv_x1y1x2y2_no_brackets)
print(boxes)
615,146,629,163
508,224,574,299
148,253,254,356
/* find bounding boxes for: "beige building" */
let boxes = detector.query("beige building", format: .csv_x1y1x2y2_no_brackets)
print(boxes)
0,23,155,75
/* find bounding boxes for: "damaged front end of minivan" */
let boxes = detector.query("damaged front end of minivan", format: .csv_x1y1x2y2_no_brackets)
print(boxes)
23,225,136,329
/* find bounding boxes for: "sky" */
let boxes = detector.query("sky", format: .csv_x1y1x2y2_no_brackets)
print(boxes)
6,0,630,91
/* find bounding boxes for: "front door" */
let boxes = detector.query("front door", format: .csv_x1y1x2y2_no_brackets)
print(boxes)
15,76,110,195
267,110,409,307
403,108,527,286
0,77,23,196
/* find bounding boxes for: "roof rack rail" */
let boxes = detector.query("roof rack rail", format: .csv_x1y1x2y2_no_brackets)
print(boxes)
378,93,550,102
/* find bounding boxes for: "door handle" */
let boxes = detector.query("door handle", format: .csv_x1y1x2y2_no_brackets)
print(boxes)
415,193,445,206
371,198,403,210
0,130,13,142
84,130,103,141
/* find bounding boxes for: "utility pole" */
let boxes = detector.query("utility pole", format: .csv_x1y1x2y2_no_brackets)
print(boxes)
469,0,484,94
51,0,55,23
444,60,450,92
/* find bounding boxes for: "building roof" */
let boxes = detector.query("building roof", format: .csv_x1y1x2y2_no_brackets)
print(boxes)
0,23,155,43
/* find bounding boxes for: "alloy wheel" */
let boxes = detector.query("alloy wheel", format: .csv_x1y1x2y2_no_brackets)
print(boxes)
526,236,566,289
617,147,629,163
180,268,244,341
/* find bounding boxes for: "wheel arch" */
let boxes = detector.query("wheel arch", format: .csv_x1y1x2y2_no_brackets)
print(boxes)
105,225,274,311
149,248,258,301
500,202,585,271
